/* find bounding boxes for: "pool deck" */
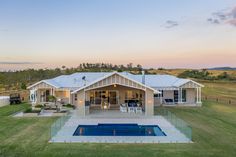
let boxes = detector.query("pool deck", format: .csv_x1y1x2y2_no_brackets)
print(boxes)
50,110,192,143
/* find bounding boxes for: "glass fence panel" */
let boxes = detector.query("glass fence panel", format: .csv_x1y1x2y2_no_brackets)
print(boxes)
156,108,192,140
50,111,72,138
50,109,192,143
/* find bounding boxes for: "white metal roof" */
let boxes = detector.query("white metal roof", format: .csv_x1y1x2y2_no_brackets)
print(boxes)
28,72,203,91
45,72,110,88
71,72,159,94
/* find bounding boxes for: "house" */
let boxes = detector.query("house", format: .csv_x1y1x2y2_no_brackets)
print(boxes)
27,71,203,116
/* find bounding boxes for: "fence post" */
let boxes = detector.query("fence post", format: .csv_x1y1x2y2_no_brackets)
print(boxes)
50,125,52,138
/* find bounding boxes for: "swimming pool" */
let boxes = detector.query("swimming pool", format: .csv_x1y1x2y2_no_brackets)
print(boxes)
73,123,166,136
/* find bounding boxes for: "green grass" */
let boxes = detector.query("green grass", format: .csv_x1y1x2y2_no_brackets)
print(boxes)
202,81,236,99
0,82,236,157
0,103,30,117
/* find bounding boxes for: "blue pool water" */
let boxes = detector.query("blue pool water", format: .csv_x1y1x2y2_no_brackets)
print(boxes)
73,123,166,136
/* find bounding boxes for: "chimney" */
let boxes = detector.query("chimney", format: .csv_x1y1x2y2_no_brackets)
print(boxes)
142,70,145,84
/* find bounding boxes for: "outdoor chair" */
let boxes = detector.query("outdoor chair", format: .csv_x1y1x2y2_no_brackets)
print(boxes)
164,99,174,105
128,102,136,113
135,107,142,114
128,107,135,113
120,103,127,112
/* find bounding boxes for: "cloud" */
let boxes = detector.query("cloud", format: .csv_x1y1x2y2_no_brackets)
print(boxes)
212,11,227,20
229,7,236,18
228,19,236,26
207,18,220,24
162,20,179,28
208,6,236,27
0,61,42,65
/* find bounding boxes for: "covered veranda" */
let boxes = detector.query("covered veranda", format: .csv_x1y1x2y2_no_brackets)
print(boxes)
28,81,71,106
72,72,158,116
154,80,204,106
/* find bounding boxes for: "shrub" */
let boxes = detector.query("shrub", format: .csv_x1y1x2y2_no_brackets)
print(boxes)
20,83,27,89
63,104,74,108
34,104,43,108
48,95,56,102
24,108,40,113
217,72,230,80
178,70,212,80
178,70,236,81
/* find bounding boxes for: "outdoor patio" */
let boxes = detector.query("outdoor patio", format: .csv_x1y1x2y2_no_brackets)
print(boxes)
88,109,145,118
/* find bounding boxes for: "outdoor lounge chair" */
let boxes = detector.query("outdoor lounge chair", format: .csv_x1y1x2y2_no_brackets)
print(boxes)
164,99,174,105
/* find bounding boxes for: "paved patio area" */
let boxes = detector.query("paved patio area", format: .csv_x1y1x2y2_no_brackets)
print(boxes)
50,110,192,143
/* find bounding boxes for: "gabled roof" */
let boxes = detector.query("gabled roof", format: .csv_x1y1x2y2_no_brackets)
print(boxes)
27,80,60,89
27,72,204,91
175,79,204,87
71,72,159,94
121,74,204,88
28,72,112,89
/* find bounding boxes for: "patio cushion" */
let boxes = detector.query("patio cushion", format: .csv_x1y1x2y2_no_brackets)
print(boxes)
120,103,126,107
128,102,137,107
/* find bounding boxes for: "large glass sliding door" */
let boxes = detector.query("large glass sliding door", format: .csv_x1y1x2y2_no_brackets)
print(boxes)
90,90,118,106
108,91,117,105
94,91,101,104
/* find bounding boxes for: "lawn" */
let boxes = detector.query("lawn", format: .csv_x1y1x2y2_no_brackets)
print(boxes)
0,82,236,157
200,81,236,100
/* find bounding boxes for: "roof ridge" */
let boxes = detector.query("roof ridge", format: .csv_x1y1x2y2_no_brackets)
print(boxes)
171,77,186,86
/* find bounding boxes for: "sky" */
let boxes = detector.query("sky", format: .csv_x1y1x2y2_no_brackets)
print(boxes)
0,0,236,70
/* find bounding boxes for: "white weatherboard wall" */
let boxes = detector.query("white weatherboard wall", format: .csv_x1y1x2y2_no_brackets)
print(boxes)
0,96,10,107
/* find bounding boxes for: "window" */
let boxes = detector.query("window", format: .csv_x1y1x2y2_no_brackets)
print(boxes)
74,94,77,101
174,90,178,102
154,90,163,98
109,91,117,104
182,89,186,102
125,91,133,99
125,91,139,100
94,91,101,104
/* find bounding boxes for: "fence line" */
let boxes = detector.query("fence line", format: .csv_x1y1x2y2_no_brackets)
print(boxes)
202,95,236,105
156,108,192,140
50,112,72,138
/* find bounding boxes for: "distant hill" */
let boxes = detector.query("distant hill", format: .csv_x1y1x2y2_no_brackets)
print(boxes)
208,67,236,70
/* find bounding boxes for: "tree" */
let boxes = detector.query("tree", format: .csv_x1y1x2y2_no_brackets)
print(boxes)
217,72,230,80
137,64,142,71
61,65,66,70
20,83,27,90
0,62,147,91
158,67,165,70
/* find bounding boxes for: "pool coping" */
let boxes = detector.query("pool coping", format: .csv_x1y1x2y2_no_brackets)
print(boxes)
49,115,192,143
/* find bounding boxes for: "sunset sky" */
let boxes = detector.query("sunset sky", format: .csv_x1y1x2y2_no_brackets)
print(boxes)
0,0,236,70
